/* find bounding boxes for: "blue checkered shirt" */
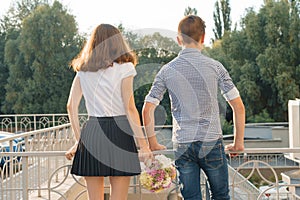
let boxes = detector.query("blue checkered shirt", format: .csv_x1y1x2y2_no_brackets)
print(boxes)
145,48,240,143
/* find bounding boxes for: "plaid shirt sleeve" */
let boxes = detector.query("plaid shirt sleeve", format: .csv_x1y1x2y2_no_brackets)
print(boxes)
144,67,167,106
217,62,240,101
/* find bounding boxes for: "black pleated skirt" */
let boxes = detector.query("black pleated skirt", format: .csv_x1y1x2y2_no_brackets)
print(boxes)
71,116,141,176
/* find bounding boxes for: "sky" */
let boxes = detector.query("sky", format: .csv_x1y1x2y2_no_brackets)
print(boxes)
0,0,264,46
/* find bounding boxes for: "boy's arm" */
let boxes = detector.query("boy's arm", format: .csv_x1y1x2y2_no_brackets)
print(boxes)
143,67,167,151
142,102,166,151
225,96,245,156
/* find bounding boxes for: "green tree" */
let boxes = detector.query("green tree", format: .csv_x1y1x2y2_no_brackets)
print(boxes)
138,33,180,125
184,7,198,16
3,38,32,113
0,30,8,113
3,1,83,113
1,0,49,31
121,30,180,125
118,23,141,50
139,31,180,52
218,0,300,121
1,0,49,113
213,0,232,40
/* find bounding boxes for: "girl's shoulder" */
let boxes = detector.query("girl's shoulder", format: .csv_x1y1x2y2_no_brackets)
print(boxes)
114,62,135,72
76,69,103,80
113,62,136,78
114,62,134,68
76,69,100,74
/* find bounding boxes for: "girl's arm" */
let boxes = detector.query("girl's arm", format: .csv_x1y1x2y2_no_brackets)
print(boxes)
65,76,82,160
121,76,152,160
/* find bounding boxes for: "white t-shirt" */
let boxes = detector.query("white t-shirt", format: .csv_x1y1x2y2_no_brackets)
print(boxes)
77,62,137,117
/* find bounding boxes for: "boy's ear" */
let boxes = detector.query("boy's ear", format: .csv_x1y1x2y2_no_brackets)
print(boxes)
200,34,205,44
177,35,183,46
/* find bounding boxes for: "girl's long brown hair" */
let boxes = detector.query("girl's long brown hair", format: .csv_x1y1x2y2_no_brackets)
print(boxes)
71,24,137,72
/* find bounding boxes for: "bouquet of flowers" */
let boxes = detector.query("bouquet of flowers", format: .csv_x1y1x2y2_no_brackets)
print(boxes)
140,154,177,193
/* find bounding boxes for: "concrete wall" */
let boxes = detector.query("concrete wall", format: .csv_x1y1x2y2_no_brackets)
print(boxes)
156,126,290,149
223,127,289,148
288,100,300,159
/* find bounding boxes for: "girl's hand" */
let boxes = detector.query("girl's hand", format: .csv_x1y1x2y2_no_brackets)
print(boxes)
65,142,78,160
138,146,153,162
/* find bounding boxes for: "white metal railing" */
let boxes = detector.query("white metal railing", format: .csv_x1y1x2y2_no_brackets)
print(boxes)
228,153,299,168
1,123,300,199
153,148,300,200
1,149,300,200
0,114,88,132
1,114,289,133
0,151,75,200
228,164,260,199
0,152,147,200
0,124,75,200
0,114,173,133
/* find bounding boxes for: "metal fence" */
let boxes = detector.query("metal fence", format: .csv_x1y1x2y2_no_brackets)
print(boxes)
228,153,299,169
0,124,74,200
0,122,300,199
0,114,88,133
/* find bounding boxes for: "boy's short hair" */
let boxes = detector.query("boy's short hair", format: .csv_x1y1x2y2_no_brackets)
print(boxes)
178,15,206,44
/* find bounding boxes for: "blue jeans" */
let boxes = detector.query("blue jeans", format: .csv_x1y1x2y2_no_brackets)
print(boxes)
174,139,230,200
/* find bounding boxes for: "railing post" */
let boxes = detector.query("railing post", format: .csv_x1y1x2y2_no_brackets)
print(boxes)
205,181,210,200
9,141,15,200
34,115,37,131
14,115,18,133
22,156,29,200
37,132,41,197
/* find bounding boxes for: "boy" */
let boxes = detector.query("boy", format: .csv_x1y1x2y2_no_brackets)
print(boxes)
142,15,245,199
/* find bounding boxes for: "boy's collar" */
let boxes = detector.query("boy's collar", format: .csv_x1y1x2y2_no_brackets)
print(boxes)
179,47,202,55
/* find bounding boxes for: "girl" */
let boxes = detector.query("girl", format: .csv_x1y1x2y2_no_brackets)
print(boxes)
65,24,152,200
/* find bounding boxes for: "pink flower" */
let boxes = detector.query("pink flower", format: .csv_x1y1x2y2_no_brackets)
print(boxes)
140,154,177,193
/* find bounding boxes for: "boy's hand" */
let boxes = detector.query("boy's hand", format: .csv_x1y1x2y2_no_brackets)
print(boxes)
225,143,244,158
150,143,166,151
